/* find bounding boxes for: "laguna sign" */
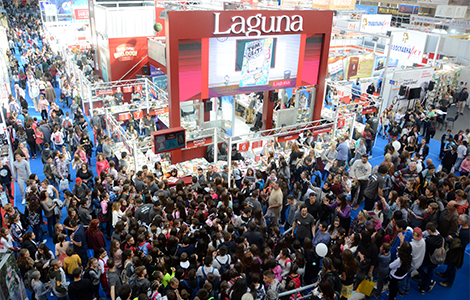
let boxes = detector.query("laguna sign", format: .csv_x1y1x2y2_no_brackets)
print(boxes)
213,13,304,37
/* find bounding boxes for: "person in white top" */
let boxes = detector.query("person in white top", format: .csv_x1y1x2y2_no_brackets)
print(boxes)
111,201,125,227
399,227,426,295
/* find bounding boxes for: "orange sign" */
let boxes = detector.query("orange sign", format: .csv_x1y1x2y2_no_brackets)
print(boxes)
238,142,249,152
337,118,345,128
133,111,143,119
187,137,213,148
252,140,263,149
118,113,131,121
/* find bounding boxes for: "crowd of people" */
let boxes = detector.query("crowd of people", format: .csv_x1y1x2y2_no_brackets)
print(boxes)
1,2,469,300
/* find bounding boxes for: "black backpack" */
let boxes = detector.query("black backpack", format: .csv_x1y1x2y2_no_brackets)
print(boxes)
182,278,200,299
215,257,231,275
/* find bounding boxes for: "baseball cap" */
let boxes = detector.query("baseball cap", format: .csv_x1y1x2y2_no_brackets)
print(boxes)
75,178,82,184
413,227,423,241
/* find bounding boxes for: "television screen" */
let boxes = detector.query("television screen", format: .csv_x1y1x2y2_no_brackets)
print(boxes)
408,87,421,99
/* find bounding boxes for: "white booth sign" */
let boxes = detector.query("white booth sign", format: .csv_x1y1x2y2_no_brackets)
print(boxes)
435,5,468,19
387,31,427,66
359,14,391,34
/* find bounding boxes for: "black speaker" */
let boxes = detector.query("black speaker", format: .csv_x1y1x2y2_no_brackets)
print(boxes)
271,91,279,102
142,65,149,75
205,100,212,112
399,85,407,96
428,81,435,91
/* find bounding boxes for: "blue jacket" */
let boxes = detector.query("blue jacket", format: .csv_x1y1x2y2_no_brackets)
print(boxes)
390,229,413,260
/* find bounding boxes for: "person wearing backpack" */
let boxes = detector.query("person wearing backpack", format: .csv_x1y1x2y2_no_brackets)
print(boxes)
129,266,150,299
212,246,231,276
416,222,444,295
197,257,220,281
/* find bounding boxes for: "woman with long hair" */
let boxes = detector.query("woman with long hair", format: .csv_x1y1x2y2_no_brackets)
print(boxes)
55,234,71,263
76,162,94,189
86,219,106,258
327,193,351,234
85,258,102,297
388,242,412,300
96,153,110,176
109,240,123,273
340,249,358,300
17,248,35,278
36,243,55,268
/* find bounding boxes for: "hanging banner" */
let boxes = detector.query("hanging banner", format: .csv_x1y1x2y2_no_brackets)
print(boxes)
238,142,249,152
359,14,391,33
355,5,378,14
345,54,375,80
377,7,399,15
387,31,426,66
418,0,448,4
328,56,346,81
187,137,212,148
278,133,299,143
252,140,263,149
329,0,355,10
372,56,399,76
399,4,420,14
312,0,331,10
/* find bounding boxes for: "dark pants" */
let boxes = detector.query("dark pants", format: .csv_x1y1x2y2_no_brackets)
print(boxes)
41,109,48,120
32,223,43,243
47,215,56,237
27,140,37,156
76,250,88,267
352,180,368,207
425,130,435,144
418,263,438,290
388,276,400,300
443,262,457,285
364,196,376,211
2,182,13,199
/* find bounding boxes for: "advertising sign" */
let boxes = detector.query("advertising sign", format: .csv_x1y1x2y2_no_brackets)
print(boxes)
355,5,378,14
418,0,448,4
345,54,375,80
311,0,331,9
47,0,88,14
186,137,212,148
73,8,89,20
329,0,355,10
387,31,426,66
328,56,346,81
44,4,57,16
359,14,391,33
448,0,469,5
377,7,399,15
399,4,420,14
372,56,399,76
39,1,51,10
150,65,168,91
108,37,149,81
152,127,186,154
435,5,467,18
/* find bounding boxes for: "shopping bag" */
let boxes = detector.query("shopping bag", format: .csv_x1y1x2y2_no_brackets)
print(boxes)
59,179,69,191
356,278,375,296
0,191,8,207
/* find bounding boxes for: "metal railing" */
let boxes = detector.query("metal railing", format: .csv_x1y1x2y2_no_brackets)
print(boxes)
277,283,316,300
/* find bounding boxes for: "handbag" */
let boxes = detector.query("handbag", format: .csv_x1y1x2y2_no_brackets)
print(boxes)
59,179,69,191
356,278,375,296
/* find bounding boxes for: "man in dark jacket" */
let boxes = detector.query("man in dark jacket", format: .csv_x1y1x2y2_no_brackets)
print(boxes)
68,267,95,300
438,214,469,287
129,266,151,299
417,222,444,295
242,221,264,250
438,200,460,238
441,146,457,173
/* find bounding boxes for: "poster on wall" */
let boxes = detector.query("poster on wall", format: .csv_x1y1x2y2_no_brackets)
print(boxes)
382,68,434,113
345,54,374,80
328,56,346,81
435,5,468,18
387,31,426,67
150,65,168,91
372,56,399,76
240,38,274,87
359,14,391,33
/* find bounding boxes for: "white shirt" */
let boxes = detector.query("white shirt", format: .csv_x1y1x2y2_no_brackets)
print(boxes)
1,234,14,249
112,210,124,227
411,238,425,270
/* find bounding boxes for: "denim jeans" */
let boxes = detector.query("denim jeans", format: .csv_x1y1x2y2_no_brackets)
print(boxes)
2,182,13,199
47,215,56,238
418,263,438,290
399,270,412,293
32,223,43,243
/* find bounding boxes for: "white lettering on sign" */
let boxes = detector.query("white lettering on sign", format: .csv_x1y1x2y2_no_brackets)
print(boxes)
214,13,304,37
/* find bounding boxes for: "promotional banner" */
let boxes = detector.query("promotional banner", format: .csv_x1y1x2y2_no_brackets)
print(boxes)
359,14,391,33
435,5,467,18
387,31,426,66
377,7,399,15
328,56,346,81
47,0,88,14
382,68,434,112
311,0,331,9
355,5,378,14
150,65,168,92
73,8,89,20
334,20,359,30
108,37,149,81
448,0,469,5
418,0,448,4
345,54,374,80
372,56,399,76
399,4,420,14
329,0,355,10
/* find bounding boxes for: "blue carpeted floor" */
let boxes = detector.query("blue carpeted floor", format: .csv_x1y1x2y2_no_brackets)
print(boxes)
9,47,470,299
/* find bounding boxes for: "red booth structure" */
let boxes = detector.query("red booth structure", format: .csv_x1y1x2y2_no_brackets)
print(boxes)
151,9,333,163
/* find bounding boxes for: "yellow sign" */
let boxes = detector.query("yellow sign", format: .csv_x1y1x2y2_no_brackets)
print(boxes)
346,54,375,80
329,0,355,10
312,0,331,10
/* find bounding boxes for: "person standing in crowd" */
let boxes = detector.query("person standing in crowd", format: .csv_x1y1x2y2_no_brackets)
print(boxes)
457,87,468,115
350,154,372,209
13,152,31,203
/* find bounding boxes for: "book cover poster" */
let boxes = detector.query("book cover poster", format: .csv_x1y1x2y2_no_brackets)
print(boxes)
240,38,273,87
